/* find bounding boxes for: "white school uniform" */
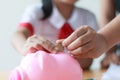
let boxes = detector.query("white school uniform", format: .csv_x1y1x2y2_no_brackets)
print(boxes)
19,3,99,43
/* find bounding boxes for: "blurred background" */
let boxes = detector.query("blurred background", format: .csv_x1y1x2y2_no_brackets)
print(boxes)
0,0,102,71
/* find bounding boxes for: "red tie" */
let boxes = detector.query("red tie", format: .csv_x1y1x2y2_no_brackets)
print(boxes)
58,23,74,39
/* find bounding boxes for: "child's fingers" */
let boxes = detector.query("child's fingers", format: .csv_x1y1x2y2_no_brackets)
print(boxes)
56,39,65,44
62,25,90,47
32,36,54,52
67,27,96,50
35,44,45,51
43,40,55,52
38,39,55,52
53,43,64,53
69,42,94,55
28,47,38,53
73,49,98,58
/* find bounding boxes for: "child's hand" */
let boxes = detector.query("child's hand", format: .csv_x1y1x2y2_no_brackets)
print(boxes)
53,43,64,53
57,25,108,58
23,35,56,53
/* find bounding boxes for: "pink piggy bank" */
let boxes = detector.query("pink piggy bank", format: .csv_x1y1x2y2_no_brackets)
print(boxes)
9,51,82,80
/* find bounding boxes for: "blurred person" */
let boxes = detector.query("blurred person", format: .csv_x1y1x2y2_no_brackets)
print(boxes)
99,0,120,69
12,0,99,70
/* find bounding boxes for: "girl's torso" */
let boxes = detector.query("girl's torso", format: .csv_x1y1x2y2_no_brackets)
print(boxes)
19,4,99,43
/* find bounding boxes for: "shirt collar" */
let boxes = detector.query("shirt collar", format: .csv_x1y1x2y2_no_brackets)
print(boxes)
49,5,81,29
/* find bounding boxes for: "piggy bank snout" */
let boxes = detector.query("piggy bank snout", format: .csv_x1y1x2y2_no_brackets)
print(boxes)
9,68,28,80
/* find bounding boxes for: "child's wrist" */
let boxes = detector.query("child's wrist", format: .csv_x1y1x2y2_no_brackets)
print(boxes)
98,32,109,52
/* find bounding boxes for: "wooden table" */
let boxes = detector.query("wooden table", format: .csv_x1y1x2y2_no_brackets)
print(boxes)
0,71,10,80
83,69,106,80
0,69,106,80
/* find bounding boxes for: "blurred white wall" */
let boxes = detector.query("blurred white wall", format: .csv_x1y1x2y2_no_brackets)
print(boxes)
0,0,39,71
76,0,100,19
0,0,101,71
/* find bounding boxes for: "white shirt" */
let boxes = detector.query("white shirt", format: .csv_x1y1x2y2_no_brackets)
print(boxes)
19,3,99,43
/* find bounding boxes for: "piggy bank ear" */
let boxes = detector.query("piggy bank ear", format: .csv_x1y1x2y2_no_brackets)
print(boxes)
9,68,28,80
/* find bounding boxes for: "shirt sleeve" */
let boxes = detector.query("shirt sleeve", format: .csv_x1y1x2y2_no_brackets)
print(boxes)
18,4,44,34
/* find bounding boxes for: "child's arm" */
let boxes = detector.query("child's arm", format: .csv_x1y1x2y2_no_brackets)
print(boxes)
12,27,61,56
99,0,118,68
57,15,120,58
99,0,115,27
98,15,120,52
12,27,31,55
